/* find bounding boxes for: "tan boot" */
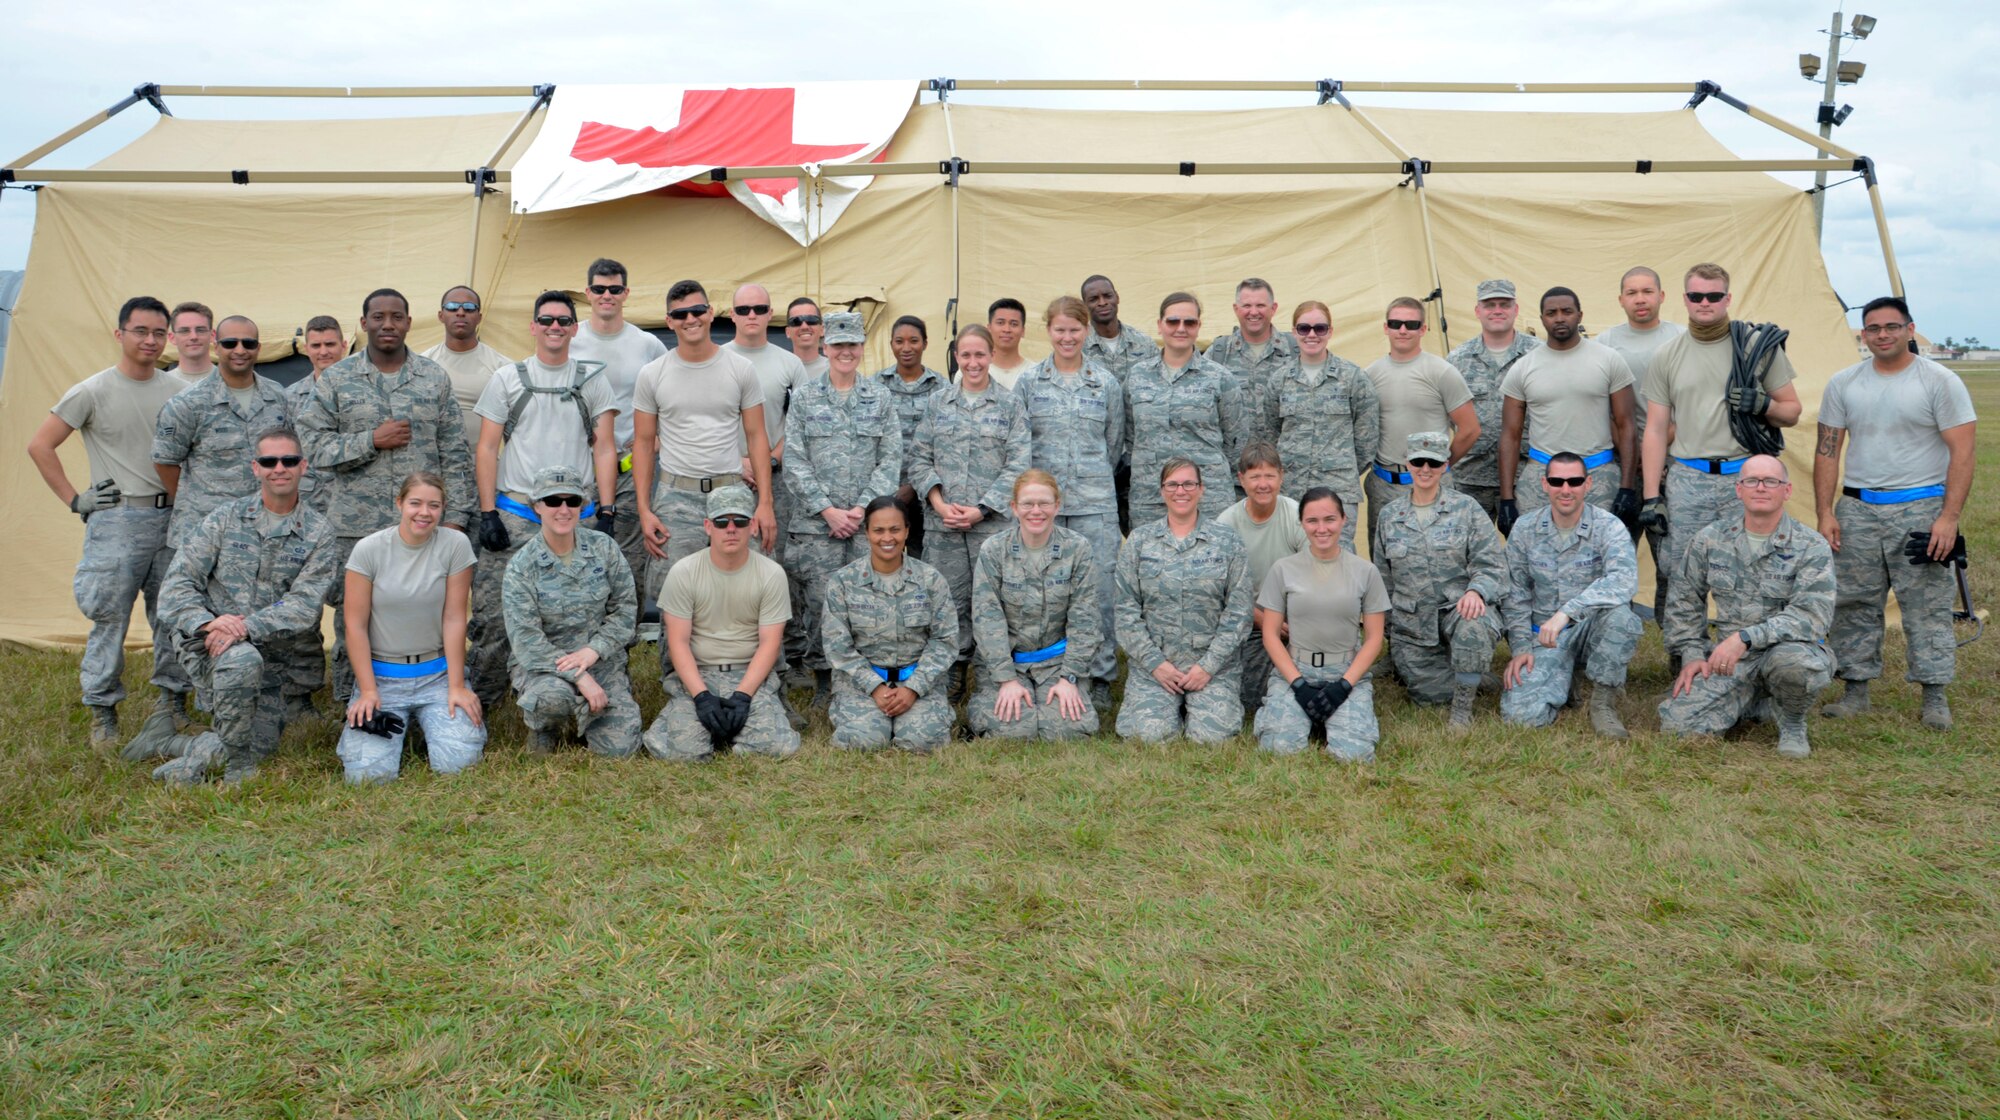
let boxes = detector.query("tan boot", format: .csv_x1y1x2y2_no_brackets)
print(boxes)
1589,683,1629,740
88,705,120,751
1448,683,1477,733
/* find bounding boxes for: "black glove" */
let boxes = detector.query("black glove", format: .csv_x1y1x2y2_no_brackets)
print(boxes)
1904,530,1968,567
1637,496,1669,536
1611,487,1641,539
692,690,731,744
1496,498,1519,537
1726,383,1771,417
1320,677,1354,716
1291,677,1326,720
479,510,511,552
355,709,407,738
719,691,754,740
69,478,122,521
594,508,617,536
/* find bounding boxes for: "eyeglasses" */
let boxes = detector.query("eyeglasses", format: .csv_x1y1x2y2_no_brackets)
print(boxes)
173,325,211,336
539,494,586,508
1293,323,1331,336
1737,477,1788,490
709,515,753,528
667,304,711,321
254,455,303,468
122,327,169,340
1408,458,1446,470
1860,322,1910,335
1163,317,1200,328
1161,480,1203,491
587,284,627,296
217,337,260,350
1015,499,1057,511
441,301,481,313
787,314,822,328
1385,319,1424,331
535,314,577,327
1544,475,1588,488
1685,291,1729,303
733,304,771,317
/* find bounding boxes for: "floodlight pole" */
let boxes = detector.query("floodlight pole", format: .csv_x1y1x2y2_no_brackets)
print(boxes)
1813,9,1844,239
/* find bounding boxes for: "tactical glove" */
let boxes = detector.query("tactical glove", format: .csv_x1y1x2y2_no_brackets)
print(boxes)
1496,498,1520,537
1726,383,1772,417
69,478,122,520
1611,488,1641,539
479,510,510,552
1636,496,1669,536
594,508,617,536
1904,530,1967,567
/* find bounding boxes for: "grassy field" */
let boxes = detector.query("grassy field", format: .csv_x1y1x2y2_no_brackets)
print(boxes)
4,379,1997,1117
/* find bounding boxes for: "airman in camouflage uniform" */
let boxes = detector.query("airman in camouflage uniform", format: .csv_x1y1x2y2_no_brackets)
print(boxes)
1124,352,1246,525
1014,357,1125,689
1499,502,1641,735
1263,351,1380,548
151,445,340,785
1660,478,1836,758
821,552,959,751
1080,322,1159,385
909,378,1032,669
969,524,1104,740
276,318,344,714
1376,432,1509,724
874,358,947,555
501,466,641,757
1446,282,1541,519
1205,325,1299,450
1114,517,1254,743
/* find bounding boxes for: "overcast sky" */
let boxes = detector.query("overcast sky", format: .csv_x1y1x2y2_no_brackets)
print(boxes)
3,0,1993,340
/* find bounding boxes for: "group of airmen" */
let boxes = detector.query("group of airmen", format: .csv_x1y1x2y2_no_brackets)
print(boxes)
28,257,1976,783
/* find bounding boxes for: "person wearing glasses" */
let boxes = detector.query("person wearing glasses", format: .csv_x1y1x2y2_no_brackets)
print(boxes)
1015,295,1126,712
1375,432,1508,731
418,286,514,464
969,469,1104,740
1115,458,1253,744
1444,280,1539,520
779,296,828,683
27,296,192,750
276,314,348,718
1816,296,1978,732
296,288,477,705
336,470,483,782
1638,262,1803,670
634,280,776,577
1125,292,1245,527
786,298,829,380
874,315,948,559
1498,452,1642,739
821,497,959,751
643,486,800,762
784,311,903,710
149,428,340,786
1264,300,1379,547
570,258,668,610
725,284,808,632
1660,455,1835,759
165,301,216,389
501,465,641,756
467,291,618,710
1362,298,1479,590
1496,288,1641,534
1204,279,1296,450
1253,487,1389,761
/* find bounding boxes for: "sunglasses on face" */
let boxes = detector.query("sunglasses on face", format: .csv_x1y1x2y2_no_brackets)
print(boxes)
1545,475,1588,488
587,284,627,296
255,455,303,468
1293,323,1332,336
1386,319,1424,331
1685,291,1729,303
787,314,822,328
441,301,480,312
733,304,771,317
1409,458,1446,470
709,515,753,529
535,314,577,327
667,304,710,321
1162,317,1200,329
539,494,586,508
217,338,260,350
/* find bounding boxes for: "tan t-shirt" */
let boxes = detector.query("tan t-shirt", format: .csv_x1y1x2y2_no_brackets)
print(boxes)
1649,329,1796,459
1499,338,1634,455
989,360,1029,391
346,525,476,659
571,322,668,452
1256,548,1390,670
51,367,186,498
420,340,514,459
661,548,791,666
726,340,807,451
1219,496,1307,588
1364,353,1473,466
472,358,618,496
633,347,766,477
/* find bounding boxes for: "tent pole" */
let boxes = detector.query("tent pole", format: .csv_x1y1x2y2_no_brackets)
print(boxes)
1336,101,1452,351
467,86,553,288
1859,159,1905,298
4,82,170,171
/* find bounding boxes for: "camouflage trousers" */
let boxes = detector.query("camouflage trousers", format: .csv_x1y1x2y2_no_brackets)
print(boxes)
1253,665,1378,762
923,520,1007,662
73,505,188,706
514,658,641,757
1644,522,1670,629
1658,640,1835,735
650,480,724,575
468,503,540,707
1116,661,1244,744
643,664,801,762
176,635,304,768
327,536,362,703
278,617,328,704
1831,495,1956,685
1455,478,1502,520
829,674,953,752
769,469,811,672
1659,463,1743,589
334,669,485,782
789,531,870,671
969,663,1098,741
1391,608,1502,705
1514,456,1623,515
1238,631,1274,715
612,465,660,628
1054,512,1122,682
1500,606,1644,727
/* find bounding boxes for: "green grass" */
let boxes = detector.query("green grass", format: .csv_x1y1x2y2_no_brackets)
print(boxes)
4,380,1999,1117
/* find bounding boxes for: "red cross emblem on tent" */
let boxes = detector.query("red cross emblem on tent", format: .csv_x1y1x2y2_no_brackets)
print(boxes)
570,88,879,200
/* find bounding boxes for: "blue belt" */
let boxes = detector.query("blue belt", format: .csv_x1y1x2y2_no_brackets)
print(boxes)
1529,446,1615,469
1674,455,1747,476
1373,463,1445,486
372,655,447,679
872,663,916,683
1012,638,1067,665
495,492,597,523
1844,483,1945,505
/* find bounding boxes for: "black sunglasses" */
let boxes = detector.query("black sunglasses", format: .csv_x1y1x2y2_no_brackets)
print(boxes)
1408,458,1446,469
217,338,260,350
1385,318,1424,331
539,494,585,508
667,304,711,321
441,300,480,312
535,314,577,327
787,314,822,327
255,454,303,468
587,284,627,296
1545,475,1589,488
1685,291,1729,303
1293,323,1331,336
709,515,753,529
733,304,771,317
1163,316,1200,328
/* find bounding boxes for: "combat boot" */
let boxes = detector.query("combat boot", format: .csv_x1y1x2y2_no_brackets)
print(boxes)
527,727,559,755
1921,685,1953,731
151,731,224,787
812,669,833,711
1589,683,1629,740
1775,712,1811,759
121,693,187,762
87,705,120,750
1448,683,1477,732
947,661,969,705
1820,680,1871,719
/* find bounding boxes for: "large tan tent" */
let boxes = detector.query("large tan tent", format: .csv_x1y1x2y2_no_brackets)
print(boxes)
0,84,1898,649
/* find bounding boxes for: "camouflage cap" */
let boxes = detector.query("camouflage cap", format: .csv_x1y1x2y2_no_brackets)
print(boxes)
1475,279,1517,301
823,311,865,346
528,465,589,502
705,485,756,520
1406,431,1451,464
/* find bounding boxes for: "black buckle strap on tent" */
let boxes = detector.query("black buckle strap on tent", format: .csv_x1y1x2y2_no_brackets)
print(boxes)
230,170,249,186
1316,79,1351,109
1635,160,1653,174
1401,159,1430,188
0,169,14,184
1854,156,1878,187
466,167,496,195
928,77,957,102
940,157,969,187
1425,288,1448,338
1179,162,1196,177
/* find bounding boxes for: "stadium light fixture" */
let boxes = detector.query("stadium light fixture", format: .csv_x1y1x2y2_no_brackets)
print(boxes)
1799,53,1822,79
1850,14,1876,39
1838,60,1866,83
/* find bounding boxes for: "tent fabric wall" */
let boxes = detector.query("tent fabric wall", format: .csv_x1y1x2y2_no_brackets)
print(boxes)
0,99,1863,650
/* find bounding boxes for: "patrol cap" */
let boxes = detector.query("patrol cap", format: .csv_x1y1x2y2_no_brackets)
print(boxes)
1475,279,1517,301
1406,431,1451,464
823,311,865,346
705,485,756,520
528,464,589,502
